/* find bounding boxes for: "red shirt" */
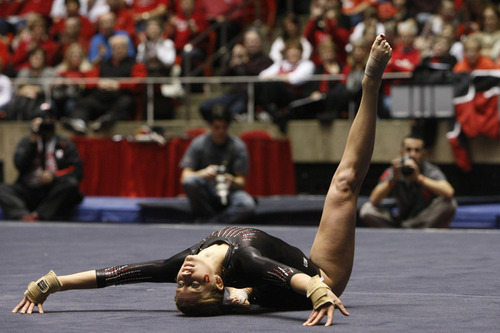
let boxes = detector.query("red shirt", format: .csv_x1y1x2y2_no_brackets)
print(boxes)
3,0,54,17
453,56,498,72
0,40,11,72
13,38,61,71
387,45,421,73
85,60,147,93
131,0,169,13
50,15,95,45
170,10,209,52
303,18,349,65
199,0,244,20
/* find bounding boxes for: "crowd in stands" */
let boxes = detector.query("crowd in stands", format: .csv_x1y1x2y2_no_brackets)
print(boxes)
1,0,500,133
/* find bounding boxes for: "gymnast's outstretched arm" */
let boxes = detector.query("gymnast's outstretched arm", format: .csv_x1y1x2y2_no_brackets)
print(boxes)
12,249,191,314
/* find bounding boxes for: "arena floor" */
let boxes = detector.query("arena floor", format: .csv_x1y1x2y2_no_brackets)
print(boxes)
1,222,500,332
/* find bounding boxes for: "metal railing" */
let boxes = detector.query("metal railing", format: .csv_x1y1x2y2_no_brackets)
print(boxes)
9,71,414,124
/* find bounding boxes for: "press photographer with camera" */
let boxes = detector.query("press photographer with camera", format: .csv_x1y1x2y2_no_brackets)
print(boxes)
0,106,84,222
180,106,256,224
359,134,457,228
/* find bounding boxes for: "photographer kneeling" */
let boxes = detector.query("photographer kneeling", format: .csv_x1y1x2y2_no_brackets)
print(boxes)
359,134,457,228
180,105,256,224
0,105,84,221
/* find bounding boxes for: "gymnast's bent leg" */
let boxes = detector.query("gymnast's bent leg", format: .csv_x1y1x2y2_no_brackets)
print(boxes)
309,35,392,297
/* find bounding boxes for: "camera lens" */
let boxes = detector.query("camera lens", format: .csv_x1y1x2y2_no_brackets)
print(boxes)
400,156,414,176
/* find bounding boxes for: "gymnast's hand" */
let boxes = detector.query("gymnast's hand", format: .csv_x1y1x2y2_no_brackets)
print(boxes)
303,288,349,326
12,296,45,314
226,287,251,306
12,270,63,314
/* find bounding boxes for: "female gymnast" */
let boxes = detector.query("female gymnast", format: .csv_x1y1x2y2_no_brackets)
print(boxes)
12,35,392,326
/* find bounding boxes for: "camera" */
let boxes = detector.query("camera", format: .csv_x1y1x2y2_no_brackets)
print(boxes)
400,155,414,176
37,120,55,135
214,165,229,206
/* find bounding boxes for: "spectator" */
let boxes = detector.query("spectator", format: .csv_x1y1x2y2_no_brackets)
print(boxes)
340,0,373,27
88,12,135,66
51,0,111,24
383,19,421,116
180,105,256,224
57,17,91,54
199,27,273,122
323,0,351,30
0,38,12,76
0,112,84,221
6,48,56,121
52,43,93,119
106,0,136,43
12,13,62,72
284,39,345,123
0,59,13,119
49,0,95,44
199,43,249,121
242,27,273,76
408,0,441,28
168,0,209,77
269,13,313,62
467,3,500,61
387,19,421,73
359,133,457,228
62,34,147,134
303,0,349,65
419,0,463,44
136,18,178,119
413,35,457,84
130,0,169,33
441,22,464,63
453,36,497,72
258,39,315,131
2,0,54,20
199,0,244,48
348,5,385,53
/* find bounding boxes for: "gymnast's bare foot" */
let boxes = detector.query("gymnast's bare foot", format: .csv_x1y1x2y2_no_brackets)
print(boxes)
365,34,392,79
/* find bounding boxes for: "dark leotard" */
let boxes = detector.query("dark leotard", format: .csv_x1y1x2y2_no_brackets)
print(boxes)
96,226,320,309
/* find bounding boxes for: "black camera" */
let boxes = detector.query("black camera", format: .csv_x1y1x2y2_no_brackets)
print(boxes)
400,155,414,176
38,120,55,135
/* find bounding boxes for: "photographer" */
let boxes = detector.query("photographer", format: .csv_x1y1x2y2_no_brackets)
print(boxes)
359,134,457,228
0,106,84,221
179,105,256,224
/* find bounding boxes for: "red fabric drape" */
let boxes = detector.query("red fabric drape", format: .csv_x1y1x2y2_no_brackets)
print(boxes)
72,136,296,197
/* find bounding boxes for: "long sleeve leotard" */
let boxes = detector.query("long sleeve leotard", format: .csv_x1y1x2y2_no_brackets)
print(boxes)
96,227,320,309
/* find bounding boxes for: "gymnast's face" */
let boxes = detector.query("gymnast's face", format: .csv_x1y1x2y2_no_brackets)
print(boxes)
175,255,222,302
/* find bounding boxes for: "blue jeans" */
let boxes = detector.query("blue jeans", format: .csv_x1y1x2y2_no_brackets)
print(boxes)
199,93,247,120
182,175,256,224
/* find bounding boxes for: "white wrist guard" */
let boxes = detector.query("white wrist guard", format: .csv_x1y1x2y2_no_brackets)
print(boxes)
24,270,62,304
306,275,333,310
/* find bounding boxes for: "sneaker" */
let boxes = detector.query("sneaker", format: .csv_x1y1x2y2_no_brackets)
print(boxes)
161,82,185,98
62,117,88,135
257,111,272,123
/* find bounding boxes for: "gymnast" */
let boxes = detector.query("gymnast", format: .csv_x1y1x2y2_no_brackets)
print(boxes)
12,35,392,326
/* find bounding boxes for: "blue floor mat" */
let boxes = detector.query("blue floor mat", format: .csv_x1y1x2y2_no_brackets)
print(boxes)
1,196,500,229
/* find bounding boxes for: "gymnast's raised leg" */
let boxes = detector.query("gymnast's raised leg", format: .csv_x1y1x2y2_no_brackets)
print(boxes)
309,35,392,297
